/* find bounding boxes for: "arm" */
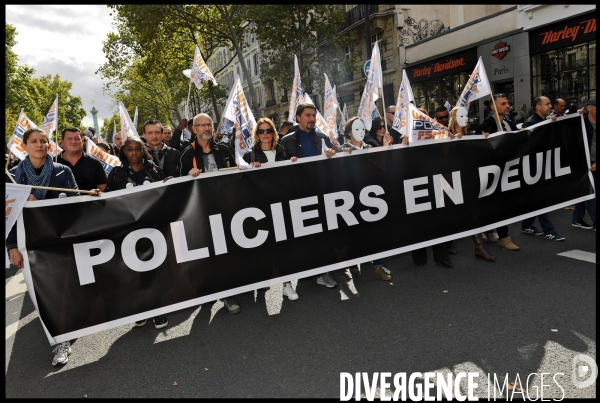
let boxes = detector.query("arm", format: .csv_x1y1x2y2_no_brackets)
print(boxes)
170,119,188,151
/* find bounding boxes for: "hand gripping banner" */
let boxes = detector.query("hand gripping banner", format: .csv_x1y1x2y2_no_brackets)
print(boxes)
14,115,595,344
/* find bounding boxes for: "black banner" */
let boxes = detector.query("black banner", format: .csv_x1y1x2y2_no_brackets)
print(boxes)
18,115,594,344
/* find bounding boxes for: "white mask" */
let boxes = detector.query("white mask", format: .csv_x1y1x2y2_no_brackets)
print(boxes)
456,107,469,128
351,119,366,142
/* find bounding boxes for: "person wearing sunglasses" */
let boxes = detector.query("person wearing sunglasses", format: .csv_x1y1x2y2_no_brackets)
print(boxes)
240,117,300,300
365,116,393,148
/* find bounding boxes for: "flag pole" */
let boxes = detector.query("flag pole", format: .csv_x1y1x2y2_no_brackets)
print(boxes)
185,80,192,120
380,88,389,133
5,169,99,194
490,94,502,129
54,93,59,162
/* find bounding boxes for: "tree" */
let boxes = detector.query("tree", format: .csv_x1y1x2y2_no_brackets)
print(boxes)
250,5,354,95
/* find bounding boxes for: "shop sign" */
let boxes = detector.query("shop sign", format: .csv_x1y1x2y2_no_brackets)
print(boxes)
491,42,510,60
530,12,596,54
406,48,477,84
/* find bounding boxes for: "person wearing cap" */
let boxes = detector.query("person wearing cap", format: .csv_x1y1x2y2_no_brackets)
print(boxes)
572,97,596,231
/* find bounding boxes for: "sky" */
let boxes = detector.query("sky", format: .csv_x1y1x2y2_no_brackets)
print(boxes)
6,5,116,130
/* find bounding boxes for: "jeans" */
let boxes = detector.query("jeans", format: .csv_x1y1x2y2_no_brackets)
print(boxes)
572,170,596,226
522,213,555,234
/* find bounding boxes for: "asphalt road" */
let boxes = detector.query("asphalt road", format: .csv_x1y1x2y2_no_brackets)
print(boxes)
5,208,596,398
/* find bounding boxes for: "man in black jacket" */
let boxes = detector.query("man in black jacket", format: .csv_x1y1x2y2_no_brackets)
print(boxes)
520,96,564,242
143,119,181,177
280,103,338,288
475,93,521,251
179,113,240,315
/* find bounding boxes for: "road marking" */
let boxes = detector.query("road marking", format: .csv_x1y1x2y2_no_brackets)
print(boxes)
5,269,27,374
557,250,596,264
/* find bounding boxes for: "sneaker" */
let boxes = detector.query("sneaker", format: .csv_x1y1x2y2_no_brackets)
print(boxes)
224,297,241,314
544,232,565,241
521,226,543,235
373,266,392,281
316,273,337,288
282,283,299,300
52,341,71,366
572,219,593,229
498,236,520,251
153,315,168,329
134,319,147,327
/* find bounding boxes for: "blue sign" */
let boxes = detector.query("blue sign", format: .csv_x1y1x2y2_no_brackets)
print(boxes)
364,60,371,77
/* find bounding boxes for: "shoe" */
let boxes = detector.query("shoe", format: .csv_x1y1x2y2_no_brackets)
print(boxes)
498,236,520,250
373,266,392,281
134,319,147,327
316,273,337,288
282,283,299,300
447,241,458,255
572,219,593,229
484,230,498,243
473,234,495,262
52,341,71,366
153,315,168,329
435,260,454,268
521,226,543,235
544,232,565,241
349,266,360,275
224,297,241,314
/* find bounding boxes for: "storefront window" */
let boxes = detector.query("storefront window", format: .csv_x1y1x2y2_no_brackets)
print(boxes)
412,72,479,120
531,41,595,107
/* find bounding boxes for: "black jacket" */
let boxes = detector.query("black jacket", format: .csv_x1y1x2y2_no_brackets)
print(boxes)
170,128,194,151
242,143,288,164
521,113,546,129
106,160,165,191
179,140,235,175
145,144,181,177
280,128,335,158
475,116,518,134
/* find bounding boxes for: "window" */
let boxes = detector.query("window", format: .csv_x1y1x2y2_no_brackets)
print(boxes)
253,54,259,76
247,59,251,77
371,32,382,48
344,45,353,60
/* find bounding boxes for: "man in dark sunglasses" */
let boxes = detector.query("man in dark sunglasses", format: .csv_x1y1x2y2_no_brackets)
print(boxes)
434,106,450,128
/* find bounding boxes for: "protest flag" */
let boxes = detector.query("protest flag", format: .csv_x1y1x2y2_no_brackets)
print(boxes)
338,103,348,134
456,56,492,109
288,55,303,125
118,101,140,139
406,103,451,143
323,74,339,147
86,136,121,174
132,106,139,129
223,77,256,155
392,70,415,135
357,42,383,130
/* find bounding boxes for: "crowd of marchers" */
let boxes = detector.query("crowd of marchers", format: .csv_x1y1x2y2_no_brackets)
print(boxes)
5,95,596,368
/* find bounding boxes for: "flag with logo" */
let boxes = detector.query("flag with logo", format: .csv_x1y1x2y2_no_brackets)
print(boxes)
302,93,328,136
338,103,348,133
371,103,380,120
288,55,303,125
406,103,451,143
118,101,140,139
217,116,234,142
39,95,58,138
322,74,339,147
456,56,491,109
86,137,121,174
7,110,62,160
189,44,217,90
5,183,32,239
357,42,383,130
223,77,256,155
444,100,452,116
392,70,415,135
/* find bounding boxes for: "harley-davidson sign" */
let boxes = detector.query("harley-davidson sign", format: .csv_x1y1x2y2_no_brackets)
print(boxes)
491,41,510,60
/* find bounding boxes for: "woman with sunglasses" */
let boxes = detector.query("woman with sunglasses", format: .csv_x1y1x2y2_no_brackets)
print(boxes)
365,117,394,147
241,118,300,301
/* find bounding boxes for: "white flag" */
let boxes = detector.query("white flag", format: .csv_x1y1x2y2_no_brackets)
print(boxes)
188,44,217,90
118,101,140,139
5,183,32,239
133,106,139,129
322,74,339,147
338,103,348,133
288,55,303,125
112,120,117,148
406,103,451,143
39,95,58,137
7,110,62,160
357,42,383,130
392,70,415,135
456,56,491,109
223,77,256,155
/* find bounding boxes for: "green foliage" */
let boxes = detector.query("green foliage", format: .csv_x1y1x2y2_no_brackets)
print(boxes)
250,5,354,92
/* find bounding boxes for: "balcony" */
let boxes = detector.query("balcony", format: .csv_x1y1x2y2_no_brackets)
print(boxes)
338,5,379,32
266,99,276,107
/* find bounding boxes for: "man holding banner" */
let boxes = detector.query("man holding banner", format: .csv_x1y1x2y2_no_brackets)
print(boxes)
58,127,107,192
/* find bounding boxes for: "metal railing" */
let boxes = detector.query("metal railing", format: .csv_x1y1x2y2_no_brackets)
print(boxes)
337,5,379,32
